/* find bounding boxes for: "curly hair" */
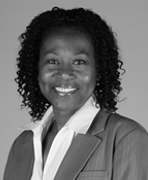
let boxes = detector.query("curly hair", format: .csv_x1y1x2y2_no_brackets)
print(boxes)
15,7,124,120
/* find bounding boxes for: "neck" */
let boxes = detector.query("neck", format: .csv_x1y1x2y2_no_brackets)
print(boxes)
53,108,77,131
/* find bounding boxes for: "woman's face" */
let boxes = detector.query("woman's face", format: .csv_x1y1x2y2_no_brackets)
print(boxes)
38,28,96,114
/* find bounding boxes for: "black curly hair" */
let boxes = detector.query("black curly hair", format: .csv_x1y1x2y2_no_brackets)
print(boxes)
15,7,124,120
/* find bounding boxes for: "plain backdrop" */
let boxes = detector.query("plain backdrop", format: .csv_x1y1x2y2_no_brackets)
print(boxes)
0,0,148,178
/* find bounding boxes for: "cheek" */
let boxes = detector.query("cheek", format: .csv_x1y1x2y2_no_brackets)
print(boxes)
83,76,90,82
83,76,94,82
38,72,51,93
82,71,96,86
38,70,52,84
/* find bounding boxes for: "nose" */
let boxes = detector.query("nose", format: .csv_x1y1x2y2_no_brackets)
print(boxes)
56,69,74,80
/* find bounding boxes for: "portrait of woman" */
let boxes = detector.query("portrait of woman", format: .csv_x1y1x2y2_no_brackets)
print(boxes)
3,6,148,180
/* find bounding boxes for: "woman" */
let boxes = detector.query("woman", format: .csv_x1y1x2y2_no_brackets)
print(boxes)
4,7,148,180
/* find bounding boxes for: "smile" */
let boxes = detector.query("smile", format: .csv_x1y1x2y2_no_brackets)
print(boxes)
53,87,78,96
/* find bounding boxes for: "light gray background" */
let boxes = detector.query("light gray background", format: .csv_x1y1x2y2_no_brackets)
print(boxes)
0,0,148,178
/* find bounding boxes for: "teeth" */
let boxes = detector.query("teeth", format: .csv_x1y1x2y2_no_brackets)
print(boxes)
55,87,76,93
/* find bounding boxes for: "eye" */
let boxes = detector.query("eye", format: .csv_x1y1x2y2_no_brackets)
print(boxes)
47,59,59,65
73,59,86,65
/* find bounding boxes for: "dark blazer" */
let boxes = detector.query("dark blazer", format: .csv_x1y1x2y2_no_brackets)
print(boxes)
3,110,148,180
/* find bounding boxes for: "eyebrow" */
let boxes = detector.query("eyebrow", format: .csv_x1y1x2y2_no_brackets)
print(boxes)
74,50,90,56
42,49,58,56
42,49,90,57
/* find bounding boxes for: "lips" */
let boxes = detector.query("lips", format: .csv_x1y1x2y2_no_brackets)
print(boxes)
52,86,78,96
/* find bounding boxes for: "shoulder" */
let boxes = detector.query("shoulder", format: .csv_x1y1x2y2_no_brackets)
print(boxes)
105,113,148,145
107,113,147,134
11,130,33,152
15,130,33,144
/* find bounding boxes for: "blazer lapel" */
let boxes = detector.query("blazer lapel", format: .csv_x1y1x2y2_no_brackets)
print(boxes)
54,110,111,180
54,133,101,180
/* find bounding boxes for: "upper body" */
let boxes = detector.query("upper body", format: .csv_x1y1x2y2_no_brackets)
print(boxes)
3,7,148,180
4,110,148,180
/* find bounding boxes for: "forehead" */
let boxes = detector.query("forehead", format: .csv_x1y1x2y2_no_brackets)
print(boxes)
41,28,94,54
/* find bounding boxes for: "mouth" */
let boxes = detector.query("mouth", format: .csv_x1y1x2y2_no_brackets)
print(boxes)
52,86,78,96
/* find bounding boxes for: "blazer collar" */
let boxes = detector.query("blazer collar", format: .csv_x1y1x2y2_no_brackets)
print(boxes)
88,109,112,135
